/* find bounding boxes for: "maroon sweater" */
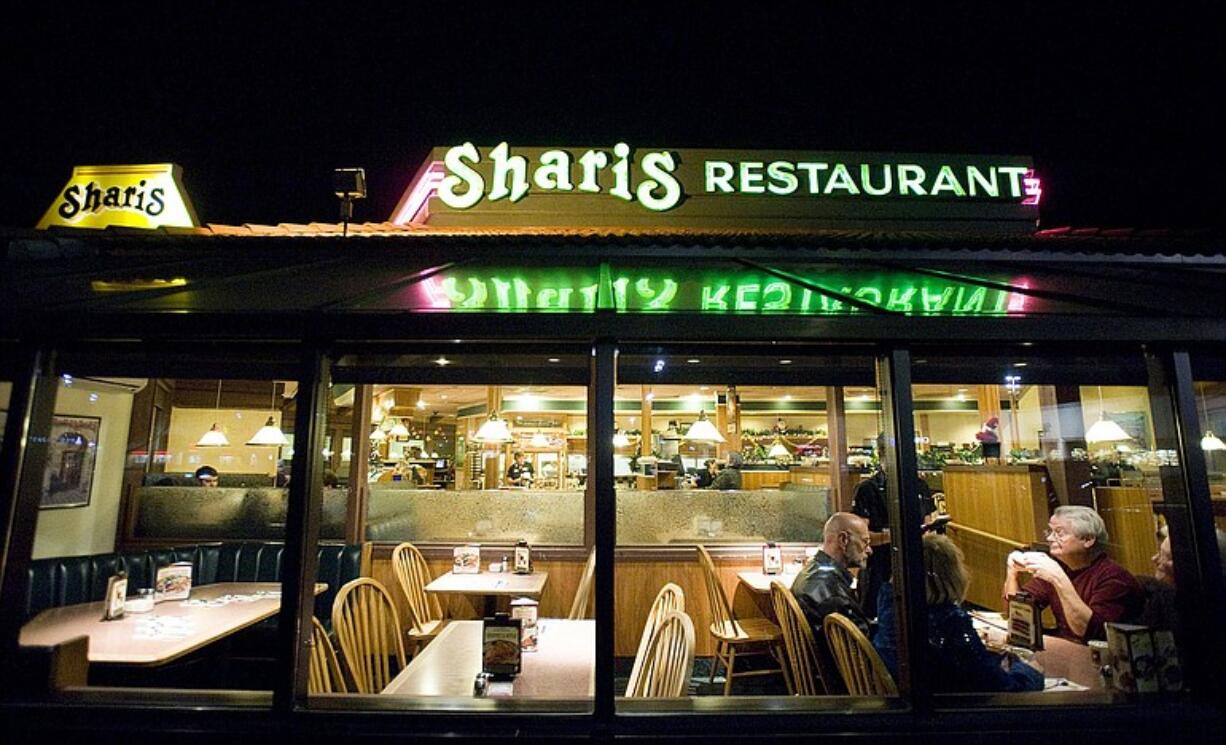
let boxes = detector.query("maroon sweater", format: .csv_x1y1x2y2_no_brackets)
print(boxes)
1023,553,1143,642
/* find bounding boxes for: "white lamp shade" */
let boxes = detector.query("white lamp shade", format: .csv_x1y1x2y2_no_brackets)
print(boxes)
530,431,550,448
1202,431,1226,451
472,412,514,443
612,431,631,448
196,423,230,447
683,411,725,443
767,439,790,458
369,427,387,442
389,419,410,438
1085,416,1131,443
246,417,290,446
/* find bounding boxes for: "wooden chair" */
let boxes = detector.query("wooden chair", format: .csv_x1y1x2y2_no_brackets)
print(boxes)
695,545,787,695
769,580,833,695
823,612,898,696
391,542,447,655
332,577,406,694
625,610,696,698
568,548,596,619
626,582,685,695
308,616,347,694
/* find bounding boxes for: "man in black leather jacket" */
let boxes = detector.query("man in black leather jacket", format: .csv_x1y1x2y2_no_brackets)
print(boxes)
791,512,873,640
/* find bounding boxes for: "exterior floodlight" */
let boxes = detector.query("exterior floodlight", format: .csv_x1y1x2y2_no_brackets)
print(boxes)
334,167,367,236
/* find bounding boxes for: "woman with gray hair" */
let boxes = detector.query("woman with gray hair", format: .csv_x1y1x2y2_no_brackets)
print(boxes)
1003,505,1143,642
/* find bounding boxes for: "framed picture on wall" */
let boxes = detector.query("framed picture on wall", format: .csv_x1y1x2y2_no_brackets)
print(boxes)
40,414,102,510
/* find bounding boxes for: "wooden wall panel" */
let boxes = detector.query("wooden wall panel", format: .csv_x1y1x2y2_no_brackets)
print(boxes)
946,523,1018,611
1094,487,1160,576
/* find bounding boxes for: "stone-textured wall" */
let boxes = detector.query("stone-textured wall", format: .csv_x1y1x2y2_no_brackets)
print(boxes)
366,487,585,544
134,486,348,539
616,488,830,544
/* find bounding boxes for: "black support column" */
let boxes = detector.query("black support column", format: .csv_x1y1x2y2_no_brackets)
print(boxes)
591,339,616,727
0,346,57,688
1144,347,1226,700
877,347,928,710
274,346,330,711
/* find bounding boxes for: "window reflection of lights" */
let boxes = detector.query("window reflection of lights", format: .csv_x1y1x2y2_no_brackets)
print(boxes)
653,359,666,373
434,357,451,367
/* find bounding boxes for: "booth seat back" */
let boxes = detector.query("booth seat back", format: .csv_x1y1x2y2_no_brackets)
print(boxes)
24,542,364,626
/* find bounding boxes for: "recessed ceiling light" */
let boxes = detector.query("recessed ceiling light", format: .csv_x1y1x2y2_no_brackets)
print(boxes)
784,394,793,400
1013,362,1028,367
687,358,701,364
700,385,710,391
434,356,451,366
440,394,448,400
779,359,793,365
548,357,561,363
416,399,426,409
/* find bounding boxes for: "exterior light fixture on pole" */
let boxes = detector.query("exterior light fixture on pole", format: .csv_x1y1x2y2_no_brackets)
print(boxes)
334,167,366,238
1197,384,1226,451
472,411,514,444
683,409,725,443
1085,385,1131,443
247,381,290,446
196,379,230,447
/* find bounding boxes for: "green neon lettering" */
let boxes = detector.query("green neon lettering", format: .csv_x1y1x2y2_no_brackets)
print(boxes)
580,284,599,310
735,283,760,310
897,164,927,196
636,278,678,310
610,143,633,201
992,290,1007,314
612,277,630,309
800,287,814,312
705,161,734,193
930,166,967,196
766,161,798,195
823,163,860,195
487,142,530,202
955,287,987,313
855,286,882,305
513,279,531,309
534,150,574,191
491,278,512,309
702,285,730,310
886,286,917,311
638,152,682,211
998,167,1029,198
921,286,955,312
762,281,791,310
438,142,485,209
797,162,827,193
966,166,998,197
860,163,893,195
739,162,766,194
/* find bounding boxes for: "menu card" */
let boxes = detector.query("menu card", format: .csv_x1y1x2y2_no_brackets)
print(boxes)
762,542,783,575
513,540,532,574
102,573,128,621
1006,592,1043,650
482,613,522,678
510,597,539,652
453,544,481,574
155,562,193,602
1106,623,1159,693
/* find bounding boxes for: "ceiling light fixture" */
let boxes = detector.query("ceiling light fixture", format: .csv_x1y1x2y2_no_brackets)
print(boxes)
196,379,231,447
1197,384,1226,451
472,411,514,443
683,410,725,443
1085,385,1131,443
247,381,290,447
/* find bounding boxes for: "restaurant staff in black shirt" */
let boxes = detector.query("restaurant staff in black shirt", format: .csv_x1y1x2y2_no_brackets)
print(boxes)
506,451,534,486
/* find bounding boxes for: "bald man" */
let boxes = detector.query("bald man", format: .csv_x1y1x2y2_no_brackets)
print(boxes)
791,512,873,640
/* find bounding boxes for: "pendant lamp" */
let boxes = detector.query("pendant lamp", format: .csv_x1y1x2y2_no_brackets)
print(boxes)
369,427,387,442
389,418,410,438
612,430,631,448
683,410,725,443
247,381,290,446
1198,384,1226,451
767,438,790,458
196,380,231,447
530,431,550,448
1084,386,1131,443
472,411,514,443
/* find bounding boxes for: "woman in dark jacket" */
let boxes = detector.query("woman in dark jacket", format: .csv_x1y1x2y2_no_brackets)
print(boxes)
874,534,1043,693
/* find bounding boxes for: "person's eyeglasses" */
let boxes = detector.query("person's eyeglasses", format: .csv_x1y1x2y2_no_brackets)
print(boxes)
1045,527,1072,540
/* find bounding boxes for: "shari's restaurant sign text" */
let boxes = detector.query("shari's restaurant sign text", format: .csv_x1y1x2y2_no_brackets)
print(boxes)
37,163,199,230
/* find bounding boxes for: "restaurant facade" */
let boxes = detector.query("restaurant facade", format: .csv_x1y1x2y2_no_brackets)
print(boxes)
1,147,1225,742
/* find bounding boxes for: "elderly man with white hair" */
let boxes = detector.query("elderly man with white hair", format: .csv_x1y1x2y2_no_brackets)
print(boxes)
1003,505,1143,643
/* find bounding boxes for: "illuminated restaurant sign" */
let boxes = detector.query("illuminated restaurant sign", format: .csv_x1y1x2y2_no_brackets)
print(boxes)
37,163,199,230
393,144,1040,228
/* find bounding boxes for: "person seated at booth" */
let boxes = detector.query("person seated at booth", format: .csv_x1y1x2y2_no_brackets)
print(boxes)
874,534,1043,692
695,459,719,488
707,452,743,490
1003,505,1143,643
194,465,220,487
506,451,534,486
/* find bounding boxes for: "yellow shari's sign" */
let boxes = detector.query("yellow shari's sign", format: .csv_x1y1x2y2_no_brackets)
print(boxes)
37,164,198,230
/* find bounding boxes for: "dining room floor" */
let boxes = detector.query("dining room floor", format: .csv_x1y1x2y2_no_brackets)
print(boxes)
614,656,790,696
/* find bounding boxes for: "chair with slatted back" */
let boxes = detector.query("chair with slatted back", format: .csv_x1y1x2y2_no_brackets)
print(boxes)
625,609,696,698
695,545,787,695
568,549,596,620
626,583,685,695
823,612,898,696
332,577,406,694
768,580,833,695
391,542,447,656
308,616,347,694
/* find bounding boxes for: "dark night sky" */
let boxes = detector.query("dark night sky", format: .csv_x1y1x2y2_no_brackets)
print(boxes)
4,5,1223,230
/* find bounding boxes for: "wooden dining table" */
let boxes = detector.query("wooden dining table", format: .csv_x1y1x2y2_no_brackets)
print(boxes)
425,571,549,616
19,582,324,666
381,619,594,697
970,611,1103,690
